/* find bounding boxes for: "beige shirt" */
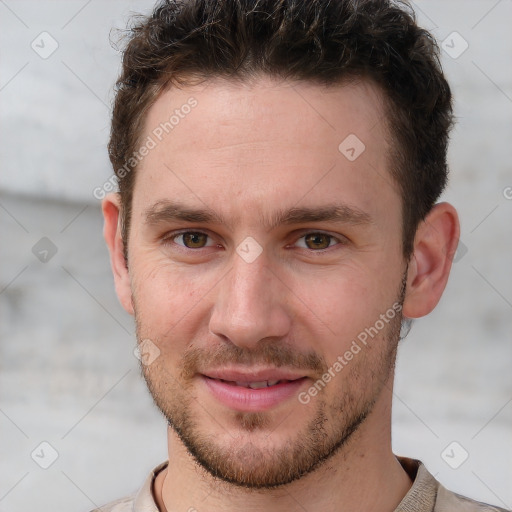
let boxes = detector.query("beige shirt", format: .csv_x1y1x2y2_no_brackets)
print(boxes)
92,457,509,512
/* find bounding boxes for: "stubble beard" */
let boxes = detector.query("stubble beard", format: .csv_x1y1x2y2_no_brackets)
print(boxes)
136,279,405,489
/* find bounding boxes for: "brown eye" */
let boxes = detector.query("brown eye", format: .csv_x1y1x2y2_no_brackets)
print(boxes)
177,232,210,248
303,233,333,250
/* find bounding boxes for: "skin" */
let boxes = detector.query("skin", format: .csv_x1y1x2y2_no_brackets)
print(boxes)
103,76,460,512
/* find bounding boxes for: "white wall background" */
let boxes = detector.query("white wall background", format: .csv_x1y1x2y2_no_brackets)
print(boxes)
0,1,511,511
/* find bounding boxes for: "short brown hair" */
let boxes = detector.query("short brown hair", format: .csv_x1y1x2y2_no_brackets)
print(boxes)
108,0,453,260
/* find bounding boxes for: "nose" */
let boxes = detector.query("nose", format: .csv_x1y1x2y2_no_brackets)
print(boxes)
208,251,292,349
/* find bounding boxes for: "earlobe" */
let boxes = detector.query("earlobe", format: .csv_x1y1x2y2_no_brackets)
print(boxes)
402,202,460,319
102,193,134,316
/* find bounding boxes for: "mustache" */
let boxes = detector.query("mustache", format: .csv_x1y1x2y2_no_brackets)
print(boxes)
180,341,328,380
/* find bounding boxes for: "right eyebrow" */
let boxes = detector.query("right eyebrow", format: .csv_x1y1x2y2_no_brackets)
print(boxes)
144,200,223,226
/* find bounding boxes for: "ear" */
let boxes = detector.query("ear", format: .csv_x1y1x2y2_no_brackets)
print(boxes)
102,193,134,316
402,202,460,319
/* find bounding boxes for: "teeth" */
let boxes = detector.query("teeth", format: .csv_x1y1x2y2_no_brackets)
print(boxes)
249,381,269,389
233,380,284,389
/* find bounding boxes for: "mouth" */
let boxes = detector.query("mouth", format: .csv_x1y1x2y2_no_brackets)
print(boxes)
209,377,302,389
200,371,309,412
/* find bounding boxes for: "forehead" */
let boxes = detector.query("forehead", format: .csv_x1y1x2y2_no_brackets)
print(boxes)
132,76,397,226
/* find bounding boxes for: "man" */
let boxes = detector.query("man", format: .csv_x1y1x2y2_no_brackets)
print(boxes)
98,0,507,511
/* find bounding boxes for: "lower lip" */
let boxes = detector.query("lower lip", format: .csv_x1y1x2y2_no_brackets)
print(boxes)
201,375,308,412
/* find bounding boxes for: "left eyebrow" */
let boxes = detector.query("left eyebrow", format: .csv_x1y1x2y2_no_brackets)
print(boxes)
269,204,372,229
143,200,373,231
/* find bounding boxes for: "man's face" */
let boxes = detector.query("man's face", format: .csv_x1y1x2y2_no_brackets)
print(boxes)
126,77,407,487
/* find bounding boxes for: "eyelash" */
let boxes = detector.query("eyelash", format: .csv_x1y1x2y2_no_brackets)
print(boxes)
162,230,346,253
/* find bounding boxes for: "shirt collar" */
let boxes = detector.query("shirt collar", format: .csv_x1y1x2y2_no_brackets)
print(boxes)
133,460,169,512
133,457,437,512
395,457,438,512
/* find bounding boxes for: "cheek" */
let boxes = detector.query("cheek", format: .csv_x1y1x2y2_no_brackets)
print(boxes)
290,266,400,362
130,255,217,338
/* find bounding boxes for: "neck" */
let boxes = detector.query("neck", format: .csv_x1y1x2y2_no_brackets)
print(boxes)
153,398,412,512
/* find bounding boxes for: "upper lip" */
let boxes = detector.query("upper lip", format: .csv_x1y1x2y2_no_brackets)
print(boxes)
201,368,307,383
